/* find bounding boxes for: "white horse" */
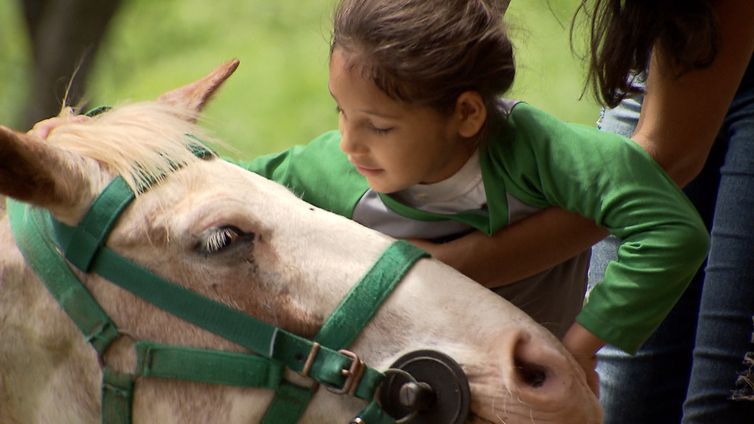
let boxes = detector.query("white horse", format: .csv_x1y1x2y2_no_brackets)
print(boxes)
0,61,601,424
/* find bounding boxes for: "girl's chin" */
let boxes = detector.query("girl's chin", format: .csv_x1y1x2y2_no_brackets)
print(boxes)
367,181,408,195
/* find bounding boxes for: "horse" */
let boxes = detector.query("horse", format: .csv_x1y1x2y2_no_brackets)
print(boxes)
0,60,602,424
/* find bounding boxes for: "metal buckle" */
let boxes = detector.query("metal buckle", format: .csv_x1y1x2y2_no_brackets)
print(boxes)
326,349,366,395
300,342,321,378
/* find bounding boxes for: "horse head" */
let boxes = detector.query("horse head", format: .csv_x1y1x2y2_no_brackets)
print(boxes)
0,61,602,423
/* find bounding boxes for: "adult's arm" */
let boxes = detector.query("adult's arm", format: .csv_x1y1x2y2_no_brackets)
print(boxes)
562,0,754,379
633,0,754,186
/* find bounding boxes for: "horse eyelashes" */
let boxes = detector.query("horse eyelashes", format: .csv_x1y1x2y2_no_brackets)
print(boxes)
199,225,254,254
206,227,238,252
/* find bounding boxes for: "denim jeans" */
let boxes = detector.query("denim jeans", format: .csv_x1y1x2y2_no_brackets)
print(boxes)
589,84,754,423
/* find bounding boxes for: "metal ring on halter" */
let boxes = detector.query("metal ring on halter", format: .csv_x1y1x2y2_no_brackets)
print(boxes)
379,368,420,423
97,329,138,373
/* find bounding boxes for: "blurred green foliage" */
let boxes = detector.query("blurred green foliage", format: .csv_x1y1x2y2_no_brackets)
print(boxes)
0,0,597,159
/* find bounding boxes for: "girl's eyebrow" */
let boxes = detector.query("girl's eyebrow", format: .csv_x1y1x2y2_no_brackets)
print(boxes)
328,88,401,120
360,109,401,120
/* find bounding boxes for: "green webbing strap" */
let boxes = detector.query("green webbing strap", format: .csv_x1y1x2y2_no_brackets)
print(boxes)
353,399,396,424
55,177,135,272
9,199,288,422
135,341,284,389
12,168,427,423
53,219,387,400
321,241,427,424
260,381,318,423
262,241,429,423
314,241,428,347
6,199,120,355
101,368,134,424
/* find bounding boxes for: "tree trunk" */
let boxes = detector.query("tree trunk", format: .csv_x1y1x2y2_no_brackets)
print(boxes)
19,0,122,129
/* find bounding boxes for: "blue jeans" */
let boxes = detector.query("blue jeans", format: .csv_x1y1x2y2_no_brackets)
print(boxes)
589,85,754,423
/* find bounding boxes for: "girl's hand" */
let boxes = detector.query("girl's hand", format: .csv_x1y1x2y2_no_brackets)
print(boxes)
562,322,604,396
405,237,467,270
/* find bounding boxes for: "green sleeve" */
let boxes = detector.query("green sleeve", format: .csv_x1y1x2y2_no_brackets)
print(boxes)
230,130,368,218
494,103,709,353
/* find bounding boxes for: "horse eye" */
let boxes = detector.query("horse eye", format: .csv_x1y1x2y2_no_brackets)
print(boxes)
202,226,248,254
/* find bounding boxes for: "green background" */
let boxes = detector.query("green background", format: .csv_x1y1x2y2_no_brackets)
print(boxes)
0,0,598,159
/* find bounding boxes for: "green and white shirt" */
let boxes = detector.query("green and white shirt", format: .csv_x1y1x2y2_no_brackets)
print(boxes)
239,101,709,353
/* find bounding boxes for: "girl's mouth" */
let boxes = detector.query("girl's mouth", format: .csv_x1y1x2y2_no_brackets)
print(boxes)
351,161,383,176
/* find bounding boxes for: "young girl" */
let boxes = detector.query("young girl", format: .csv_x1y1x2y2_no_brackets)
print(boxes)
239,0,709,389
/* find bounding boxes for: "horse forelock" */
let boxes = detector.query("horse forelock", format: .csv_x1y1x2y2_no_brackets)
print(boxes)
46,102,216,194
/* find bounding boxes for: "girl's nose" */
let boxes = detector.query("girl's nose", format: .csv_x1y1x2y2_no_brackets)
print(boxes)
339,122,365,155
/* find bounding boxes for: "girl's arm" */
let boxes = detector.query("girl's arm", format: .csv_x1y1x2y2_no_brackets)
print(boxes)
410,207,606,287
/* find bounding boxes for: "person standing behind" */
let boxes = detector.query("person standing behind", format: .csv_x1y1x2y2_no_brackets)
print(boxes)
575,0,754,422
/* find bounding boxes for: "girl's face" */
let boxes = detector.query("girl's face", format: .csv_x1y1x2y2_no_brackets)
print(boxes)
328,48,476,194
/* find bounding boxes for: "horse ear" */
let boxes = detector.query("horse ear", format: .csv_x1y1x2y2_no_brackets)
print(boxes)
0,125,89,215
156,59,240,117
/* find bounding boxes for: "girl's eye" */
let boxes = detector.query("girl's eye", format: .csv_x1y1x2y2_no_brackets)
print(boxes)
200,226,252,254
369,123,393,135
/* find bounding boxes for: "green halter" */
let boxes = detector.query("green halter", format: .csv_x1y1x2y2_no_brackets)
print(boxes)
7,168,427,423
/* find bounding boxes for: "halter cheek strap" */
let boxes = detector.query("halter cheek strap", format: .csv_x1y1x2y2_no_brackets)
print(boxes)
7,174,427,424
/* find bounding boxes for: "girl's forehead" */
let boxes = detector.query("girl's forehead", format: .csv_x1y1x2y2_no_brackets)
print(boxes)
329,47,362,77
328,47,441,119
329,51,392,104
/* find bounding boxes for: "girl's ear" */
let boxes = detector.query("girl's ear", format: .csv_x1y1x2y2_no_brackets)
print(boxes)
455,91,487,139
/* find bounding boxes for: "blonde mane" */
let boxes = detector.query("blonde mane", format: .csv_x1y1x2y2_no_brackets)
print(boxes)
46,102,215,192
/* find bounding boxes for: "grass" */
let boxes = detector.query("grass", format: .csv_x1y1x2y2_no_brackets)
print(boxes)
0,0,598,158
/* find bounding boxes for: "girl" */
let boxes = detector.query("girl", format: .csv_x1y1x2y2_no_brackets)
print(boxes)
240,0,709,392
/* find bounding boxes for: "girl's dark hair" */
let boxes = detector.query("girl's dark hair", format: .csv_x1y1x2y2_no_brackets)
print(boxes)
330,0,515,118
576,0,720,107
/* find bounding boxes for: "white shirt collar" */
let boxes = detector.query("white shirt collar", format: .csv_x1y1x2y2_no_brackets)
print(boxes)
393,149,485,213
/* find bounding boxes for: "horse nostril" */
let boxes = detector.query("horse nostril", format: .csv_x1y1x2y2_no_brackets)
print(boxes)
515,359,548,388
508,331,562,391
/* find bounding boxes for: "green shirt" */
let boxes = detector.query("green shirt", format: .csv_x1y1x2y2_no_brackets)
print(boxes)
238,102,709,353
